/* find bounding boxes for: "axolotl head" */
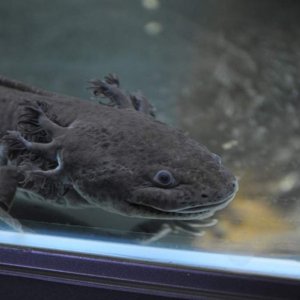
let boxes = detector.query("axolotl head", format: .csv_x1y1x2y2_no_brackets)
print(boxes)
67,107,238,220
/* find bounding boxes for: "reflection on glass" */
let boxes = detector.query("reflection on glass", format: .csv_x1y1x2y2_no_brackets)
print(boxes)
0,0,299,277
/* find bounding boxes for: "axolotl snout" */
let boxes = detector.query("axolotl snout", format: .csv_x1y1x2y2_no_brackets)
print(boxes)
0,74,238,232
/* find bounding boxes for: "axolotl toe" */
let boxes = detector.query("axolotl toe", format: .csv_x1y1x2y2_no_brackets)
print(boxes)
0,74,238,232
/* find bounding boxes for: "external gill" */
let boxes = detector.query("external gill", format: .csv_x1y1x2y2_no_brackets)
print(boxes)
4,102,67,179
17,102,65,141
4,131,64,180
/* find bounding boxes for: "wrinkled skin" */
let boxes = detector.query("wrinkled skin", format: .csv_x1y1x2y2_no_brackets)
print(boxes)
0,74,238,233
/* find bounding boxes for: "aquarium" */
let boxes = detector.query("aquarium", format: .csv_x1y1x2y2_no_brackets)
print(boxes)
0,0,300,298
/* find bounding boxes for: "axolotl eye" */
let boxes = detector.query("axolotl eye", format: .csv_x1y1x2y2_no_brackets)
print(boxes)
152,170,176,188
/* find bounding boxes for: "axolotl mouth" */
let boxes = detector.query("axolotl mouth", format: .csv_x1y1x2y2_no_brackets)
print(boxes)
118,179,239,220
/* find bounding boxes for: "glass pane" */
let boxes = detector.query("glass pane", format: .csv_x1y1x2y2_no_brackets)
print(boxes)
0,0,299,279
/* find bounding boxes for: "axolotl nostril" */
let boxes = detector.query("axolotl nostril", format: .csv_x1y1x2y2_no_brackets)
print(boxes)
0,74,238,233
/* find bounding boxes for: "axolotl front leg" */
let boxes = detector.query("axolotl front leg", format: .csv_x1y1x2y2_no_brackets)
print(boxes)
5,103,66,172
89,74,156,117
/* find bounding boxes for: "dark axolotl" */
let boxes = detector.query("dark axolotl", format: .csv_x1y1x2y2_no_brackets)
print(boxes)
0,74,238,237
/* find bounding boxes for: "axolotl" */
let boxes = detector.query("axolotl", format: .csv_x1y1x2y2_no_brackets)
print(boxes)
0,74,238,234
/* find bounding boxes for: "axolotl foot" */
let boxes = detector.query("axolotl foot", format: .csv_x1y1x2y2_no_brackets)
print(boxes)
130,218,218,244
89,74,156,117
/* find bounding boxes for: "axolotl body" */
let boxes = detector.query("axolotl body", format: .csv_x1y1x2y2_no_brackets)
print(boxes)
0,74,238,232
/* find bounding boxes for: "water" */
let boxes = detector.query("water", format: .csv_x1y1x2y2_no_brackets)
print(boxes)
0,0,300,269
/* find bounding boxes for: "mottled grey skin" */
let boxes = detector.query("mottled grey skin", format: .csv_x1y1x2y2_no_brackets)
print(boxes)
0,75,238,232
